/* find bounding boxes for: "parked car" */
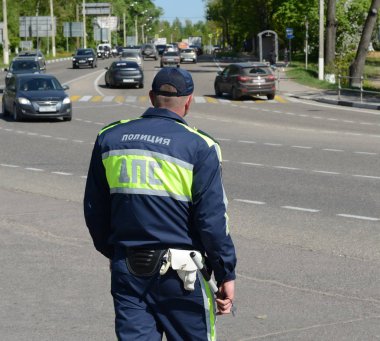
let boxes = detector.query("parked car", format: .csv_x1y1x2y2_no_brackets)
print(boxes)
4,57,46,84
155,44,167,56
120,50,143,67
141,44,159,60
180,48,197,64
17,50,46,69
104,61,144,88
214,62,276,100
160,51,180,68
72,48,98,68
2,74,72,121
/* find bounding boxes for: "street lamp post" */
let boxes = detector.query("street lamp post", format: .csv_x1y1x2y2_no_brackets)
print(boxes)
2,0,10,65
318,0,324,80
50,0,56,56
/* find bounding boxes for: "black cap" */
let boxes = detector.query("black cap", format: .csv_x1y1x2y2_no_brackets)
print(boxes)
152,67,194,97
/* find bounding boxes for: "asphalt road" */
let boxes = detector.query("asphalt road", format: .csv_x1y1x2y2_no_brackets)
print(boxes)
0,56,379,340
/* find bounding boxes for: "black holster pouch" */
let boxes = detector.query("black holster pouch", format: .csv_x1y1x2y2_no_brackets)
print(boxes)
126,248,168,277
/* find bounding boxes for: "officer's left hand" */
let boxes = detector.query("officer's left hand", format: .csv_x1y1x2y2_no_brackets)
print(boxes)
216,280,235,315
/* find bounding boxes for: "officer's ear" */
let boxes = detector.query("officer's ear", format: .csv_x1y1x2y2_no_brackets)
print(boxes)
184,94,193,111
149,90,156,106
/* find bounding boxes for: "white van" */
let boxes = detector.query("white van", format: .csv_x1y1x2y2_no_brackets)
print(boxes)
97,43,112,58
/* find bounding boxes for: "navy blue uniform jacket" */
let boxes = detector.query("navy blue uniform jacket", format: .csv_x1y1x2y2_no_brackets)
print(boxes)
84,107,236,284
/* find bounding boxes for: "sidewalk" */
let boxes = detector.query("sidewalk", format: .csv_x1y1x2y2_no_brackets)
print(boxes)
276,67,380,110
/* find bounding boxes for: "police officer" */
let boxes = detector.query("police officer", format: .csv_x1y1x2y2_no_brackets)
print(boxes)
84,67,237,341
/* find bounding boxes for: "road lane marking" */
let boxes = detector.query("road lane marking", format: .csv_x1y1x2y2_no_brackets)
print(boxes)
25,168,44,172
312,170,340,175
234,199,266,205
337,214,380,221
1,164,19,168
281,206,320,213
353,174,380,180
51,171,72,176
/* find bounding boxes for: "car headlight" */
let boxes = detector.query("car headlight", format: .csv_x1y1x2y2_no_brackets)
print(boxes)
62,97,71,104
88,58,94,61
6,73,12,78
18,97,31,105
72,57,76,61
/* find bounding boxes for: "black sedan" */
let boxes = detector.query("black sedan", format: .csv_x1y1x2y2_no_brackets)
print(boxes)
72,48,98,69
104,61,144,88
2,74,72,121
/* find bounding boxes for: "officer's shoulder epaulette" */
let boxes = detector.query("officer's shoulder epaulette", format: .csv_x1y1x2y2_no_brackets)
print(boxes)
194,128,220,145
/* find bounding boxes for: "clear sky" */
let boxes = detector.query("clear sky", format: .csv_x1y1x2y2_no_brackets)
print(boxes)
153,0,206,23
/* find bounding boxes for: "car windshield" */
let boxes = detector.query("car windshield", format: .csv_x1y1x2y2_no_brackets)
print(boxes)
77,49,93,56
19,78,62,91
11,61,39,71
121,52,139,58
181,49,194,53
113,62,138,69
243,67,271,75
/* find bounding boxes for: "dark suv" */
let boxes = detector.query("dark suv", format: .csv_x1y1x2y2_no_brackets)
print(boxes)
5,57,46,85
214,62,276,100
141,44,159,60
72,48,98,69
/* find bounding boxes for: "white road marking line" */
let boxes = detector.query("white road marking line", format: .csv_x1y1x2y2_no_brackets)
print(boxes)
1,164,19,168
322,148,344,152
103,96,115,102
337,214,380,221
125,96,137,102
25,167,44,172
40,134,52,138
239,162,264,166
343,120,355,123
291,145,312,149
51,171,72,176
80,175,87,179
264,143,282,146
79,95,92,102
273,166,300,170
73,140,84,143
312,170,340,175
194,96,206,103
353,174,380,180
234,199,266,205
219,99,231,104
281,206,320,213
238,140,256,144
284,112,296,115
27,132,38,136
217,138,231,141
354,151,377,155
327,118,338,121
56,137,68,141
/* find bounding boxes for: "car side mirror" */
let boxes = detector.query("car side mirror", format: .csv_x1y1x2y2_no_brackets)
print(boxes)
4,68,8,71
105,67,109,70
62,84,69,90
217,71,222,75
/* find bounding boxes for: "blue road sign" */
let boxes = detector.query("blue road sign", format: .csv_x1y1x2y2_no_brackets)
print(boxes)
286,28,294,39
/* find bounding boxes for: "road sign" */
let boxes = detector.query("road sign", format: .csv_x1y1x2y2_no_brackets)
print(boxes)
63,22,83,38
286,28,294,39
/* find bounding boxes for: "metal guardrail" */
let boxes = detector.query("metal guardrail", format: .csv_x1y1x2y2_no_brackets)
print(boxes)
337,74,380,103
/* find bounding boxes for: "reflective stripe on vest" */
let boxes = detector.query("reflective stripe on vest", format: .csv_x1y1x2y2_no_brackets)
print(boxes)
102,149,193,202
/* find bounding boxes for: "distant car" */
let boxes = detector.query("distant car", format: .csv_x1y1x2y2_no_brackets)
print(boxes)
17,50,46,69
72,48,97,68
156,44,167,56
189,45,203,56
214,62,276,100
120,50,143,67
160,51,180,68
104,61,144,88
180,48,197,64
2,74,72,121
141,44,159,60
5,57,46,84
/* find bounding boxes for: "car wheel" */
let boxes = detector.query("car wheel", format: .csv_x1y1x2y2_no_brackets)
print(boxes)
267,94,275,100
214,83,222,97
91,63,95,68
231,87,240,100
139,83,144,89
13,104,21,121
2,100,9,116
63,115,72,122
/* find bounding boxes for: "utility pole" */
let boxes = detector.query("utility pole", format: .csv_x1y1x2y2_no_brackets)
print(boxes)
318,0,324,80
2,0,10,65
50,0,56,56
305,18,309,70
82,0,86,48
123,12,126,46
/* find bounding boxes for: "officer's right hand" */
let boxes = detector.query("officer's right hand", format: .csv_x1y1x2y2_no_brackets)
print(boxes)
216,280,235,315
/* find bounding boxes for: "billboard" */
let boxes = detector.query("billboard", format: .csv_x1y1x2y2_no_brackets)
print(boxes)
84,3,111,15
63,22,83,38
19,17,56,38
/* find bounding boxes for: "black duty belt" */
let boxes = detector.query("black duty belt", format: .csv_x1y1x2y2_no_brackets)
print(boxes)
125,248,168,277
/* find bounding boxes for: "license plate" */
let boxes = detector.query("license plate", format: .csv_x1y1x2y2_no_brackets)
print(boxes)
184,58,193,61
79,60,86,63
253,79,263,84
39,105,56,112
167,59,174,61
123,79,134,83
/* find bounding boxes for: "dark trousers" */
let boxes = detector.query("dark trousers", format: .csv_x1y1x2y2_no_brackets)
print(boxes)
111,255,217,341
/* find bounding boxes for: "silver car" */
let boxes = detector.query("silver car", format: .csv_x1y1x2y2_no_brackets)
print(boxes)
120,50,143,67
180,48,197,64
